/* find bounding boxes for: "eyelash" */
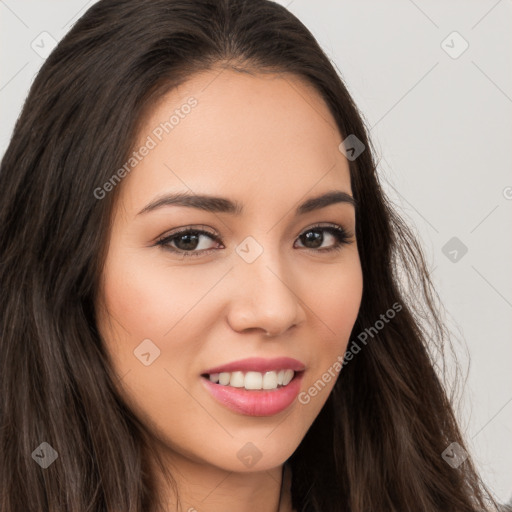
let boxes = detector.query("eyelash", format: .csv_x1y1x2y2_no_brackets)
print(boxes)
155,223,353,259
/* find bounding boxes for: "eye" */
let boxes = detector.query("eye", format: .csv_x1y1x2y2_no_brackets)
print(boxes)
294,223,352,253
155,223,353,258
155,227,222,258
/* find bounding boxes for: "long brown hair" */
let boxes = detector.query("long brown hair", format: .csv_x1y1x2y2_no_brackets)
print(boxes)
0,0,500,510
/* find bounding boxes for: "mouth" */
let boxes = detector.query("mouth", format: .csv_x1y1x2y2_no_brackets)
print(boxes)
200,357,306,416
201,369,299,391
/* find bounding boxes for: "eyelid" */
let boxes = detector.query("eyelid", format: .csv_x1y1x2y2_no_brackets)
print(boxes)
159,224,218,237
154,225,220,245
301,222,354,239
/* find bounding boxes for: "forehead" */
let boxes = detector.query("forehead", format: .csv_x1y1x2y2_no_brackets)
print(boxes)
121,68,351,214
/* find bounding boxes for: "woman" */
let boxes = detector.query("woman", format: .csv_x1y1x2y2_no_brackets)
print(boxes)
0,0,501,511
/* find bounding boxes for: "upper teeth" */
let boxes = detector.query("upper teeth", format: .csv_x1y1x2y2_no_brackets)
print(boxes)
208,370,295,390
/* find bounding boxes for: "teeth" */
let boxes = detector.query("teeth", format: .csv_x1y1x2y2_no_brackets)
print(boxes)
262,371,277,389
244,371,263,390
218,372,230,385
206,370,296,390
230,371,245,388
282,369,294,386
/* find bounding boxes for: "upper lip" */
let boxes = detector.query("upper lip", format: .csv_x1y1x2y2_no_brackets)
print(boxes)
202,357,306,375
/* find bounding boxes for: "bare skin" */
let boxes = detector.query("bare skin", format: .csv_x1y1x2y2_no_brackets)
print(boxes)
96,67,363,512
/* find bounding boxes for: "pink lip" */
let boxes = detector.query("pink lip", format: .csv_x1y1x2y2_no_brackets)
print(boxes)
202,357,305,375
201,371,304,417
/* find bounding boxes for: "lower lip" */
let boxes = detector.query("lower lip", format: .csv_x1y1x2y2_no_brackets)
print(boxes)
201,372,304,417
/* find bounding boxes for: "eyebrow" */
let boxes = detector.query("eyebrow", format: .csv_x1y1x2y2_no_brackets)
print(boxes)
137,189,356,216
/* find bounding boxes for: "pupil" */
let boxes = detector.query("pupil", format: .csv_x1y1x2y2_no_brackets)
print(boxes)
177,233,199,250
303,230,322,248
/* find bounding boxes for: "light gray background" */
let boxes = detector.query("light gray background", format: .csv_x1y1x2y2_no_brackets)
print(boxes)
1,0,511,504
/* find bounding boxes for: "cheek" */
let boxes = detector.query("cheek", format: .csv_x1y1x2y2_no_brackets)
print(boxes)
96,244,230,390
299,257,362,403
308,256,363,343
101,258,171,336
99,246,214,343
95,249,189,395
96,248,211,437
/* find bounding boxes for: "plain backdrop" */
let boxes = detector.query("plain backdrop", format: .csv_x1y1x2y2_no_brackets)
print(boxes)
1,0,511,505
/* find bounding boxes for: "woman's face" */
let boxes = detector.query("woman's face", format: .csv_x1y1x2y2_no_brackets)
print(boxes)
96,68,363,474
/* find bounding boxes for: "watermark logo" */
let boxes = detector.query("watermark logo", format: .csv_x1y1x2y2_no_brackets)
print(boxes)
441,442,468,468
441,31,469,60
237,442,263,468
338,134,365,161
235,236,264,264
32,442,58,469
31,31,58,59
441,236,468,263
134,338,161,366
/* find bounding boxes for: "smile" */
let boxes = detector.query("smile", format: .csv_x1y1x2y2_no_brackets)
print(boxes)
200,356,306,417
204,369,296,390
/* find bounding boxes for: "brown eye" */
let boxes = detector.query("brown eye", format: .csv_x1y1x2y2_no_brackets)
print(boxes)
155,224,352,259
156,229,221,258
295,225,351,252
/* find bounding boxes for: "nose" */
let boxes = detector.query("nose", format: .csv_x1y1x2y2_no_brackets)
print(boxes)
225,246,306,337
